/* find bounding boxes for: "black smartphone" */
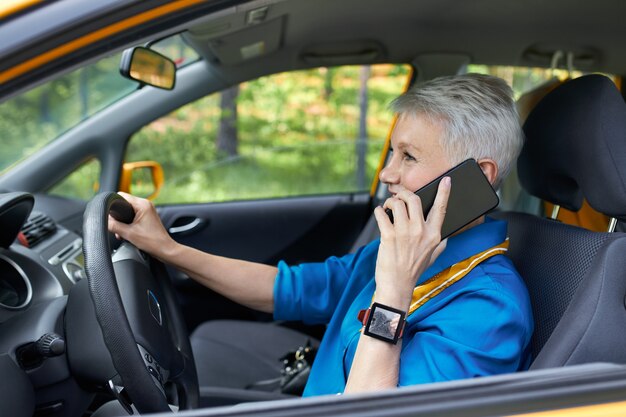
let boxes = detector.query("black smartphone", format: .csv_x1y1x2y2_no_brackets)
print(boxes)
385,159,499,239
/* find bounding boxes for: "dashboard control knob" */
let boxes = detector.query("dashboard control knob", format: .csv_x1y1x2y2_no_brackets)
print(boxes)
17,332,66,369
37,333,65,357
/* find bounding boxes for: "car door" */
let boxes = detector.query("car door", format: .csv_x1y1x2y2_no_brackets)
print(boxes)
122,64,412,330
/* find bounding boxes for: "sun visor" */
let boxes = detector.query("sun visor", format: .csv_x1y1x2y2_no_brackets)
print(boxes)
205,17,284,65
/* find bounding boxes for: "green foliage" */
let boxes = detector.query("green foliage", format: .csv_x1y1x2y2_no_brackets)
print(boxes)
48,159,100,200
152,139,385,204
0,53,137,174
467,65,583,99
128,93,221,173
128,64,409,204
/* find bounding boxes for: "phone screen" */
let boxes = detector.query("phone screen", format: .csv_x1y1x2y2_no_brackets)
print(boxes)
385,159,499,239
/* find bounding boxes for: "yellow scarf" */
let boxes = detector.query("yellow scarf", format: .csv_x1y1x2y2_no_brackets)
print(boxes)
373,239,510,316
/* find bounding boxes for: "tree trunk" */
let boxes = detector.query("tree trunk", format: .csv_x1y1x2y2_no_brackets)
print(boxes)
217,85,240,156
79,67,89,119
324,67,334,100
356,66,370,189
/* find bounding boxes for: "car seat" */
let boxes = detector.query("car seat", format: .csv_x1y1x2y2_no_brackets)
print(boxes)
493,74,626,368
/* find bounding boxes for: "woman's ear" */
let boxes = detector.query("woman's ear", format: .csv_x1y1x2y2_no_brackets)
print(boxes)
477,159,499,185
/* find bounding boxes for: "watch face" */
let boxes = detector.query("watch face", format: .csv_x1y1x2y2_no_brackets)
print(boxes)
363,303,406,344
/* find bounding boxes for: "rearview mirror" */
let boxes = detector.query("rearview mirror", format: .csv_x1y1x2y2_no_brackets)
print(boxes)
119,161,164,200
119,47,176,90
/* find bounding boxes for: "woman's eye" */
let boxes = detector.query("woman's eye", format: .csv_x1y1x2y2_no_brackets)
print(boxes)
403,152,416,161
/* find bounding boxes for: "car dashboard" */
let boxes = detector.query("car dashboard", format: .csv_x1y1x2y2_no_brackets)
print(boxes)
0,199,86,320
0,192,94,417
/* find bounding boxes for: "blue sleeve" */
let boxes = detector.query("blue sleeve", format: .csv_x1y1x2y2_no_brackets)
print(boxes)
273,243,376,324
399,288,532,386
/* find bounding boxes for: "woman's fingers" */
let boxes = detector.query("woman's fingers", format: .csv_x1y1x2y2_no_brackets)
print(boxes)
374,206,394,238
117,191,140,204
394,190,423,222
383,197,409,229
426,176,451,228
379,176,450,242
117,191,153,215
109,193,156,241
108,214,126,235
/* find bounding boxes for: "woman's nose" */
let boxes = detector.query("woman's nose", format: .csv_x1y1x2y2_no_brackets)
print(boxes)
379,160,399,184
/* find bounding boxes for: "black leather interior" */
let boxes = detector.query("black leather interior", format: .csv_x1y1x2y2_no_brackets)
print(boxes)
497,74,626,369
492,211,626,366
519,74,626,218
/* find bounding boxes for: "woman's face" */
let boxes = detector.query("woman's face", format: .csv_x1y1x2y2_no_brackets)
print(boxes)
379,114,453,196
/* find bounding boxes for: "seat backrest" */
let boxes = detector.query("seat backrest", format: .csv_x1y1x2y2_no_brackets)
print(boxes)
493,211,626,367
499,74,626,369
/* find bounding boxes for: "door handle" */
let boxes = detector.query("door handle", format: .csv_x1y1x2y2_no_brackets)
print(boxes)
168,217,207,235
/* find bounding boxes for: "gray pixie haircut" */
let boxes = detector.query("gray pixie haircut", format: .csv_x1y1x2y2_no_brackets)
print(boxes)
390,73,524,188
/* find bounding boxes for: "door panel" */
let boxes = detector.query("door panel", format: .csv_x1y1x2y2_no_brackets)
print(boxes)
157,193,372,330
159,193,371,264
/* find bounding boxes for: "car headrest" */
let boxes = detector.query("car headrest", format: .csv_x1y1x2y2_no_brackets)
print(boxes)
518,74,626,220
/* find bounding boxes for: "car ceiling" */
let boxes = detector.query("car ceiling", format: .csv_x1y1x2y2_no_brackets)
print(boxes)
1,0,625,103
2,0,625,191
184,0,626,76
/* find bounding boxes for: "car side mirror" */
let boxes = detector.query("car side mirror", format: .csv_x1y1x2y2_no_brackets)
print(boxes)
119,47,176,90
119,161,164,200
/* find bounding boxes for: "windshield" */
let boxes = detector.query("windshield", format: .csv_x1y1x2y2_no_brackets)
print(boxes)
0,53,137,174
0,34,198,174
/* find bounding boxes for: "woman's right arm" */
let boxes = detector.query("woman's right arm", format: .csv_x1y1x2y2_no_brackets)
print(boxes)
108,192,278,313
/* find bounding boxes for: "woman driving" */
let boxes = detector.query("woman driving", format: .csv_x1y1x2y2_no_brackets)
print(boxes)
109,73,533,396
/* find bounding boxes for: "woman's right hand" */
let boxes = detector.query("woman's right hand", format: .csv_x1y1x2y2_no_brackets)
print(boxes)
108,192,177,260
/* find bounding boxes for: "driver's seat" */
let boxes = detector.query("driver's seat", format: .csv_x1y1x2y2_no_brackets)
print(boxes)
493,74,626,367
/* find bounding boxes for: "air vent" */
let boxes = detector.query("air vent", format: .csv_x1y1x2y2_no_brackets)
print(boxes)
20,211,56,247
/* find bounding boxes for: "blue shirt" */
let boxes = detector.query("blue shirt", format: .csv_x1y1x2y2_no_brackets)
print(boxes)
273,217,534,396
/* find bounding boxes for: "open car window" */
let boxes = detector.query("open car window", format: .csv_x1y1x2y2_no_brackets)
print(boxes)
125,64,411,204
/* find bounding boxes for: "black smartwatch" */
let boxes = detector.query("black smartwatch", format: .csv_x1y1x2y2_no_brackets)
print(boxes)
358,302,406,345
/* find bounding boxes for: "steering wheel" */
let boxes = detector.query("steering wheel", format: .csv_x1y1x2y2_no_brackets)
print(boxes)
82,192,199,413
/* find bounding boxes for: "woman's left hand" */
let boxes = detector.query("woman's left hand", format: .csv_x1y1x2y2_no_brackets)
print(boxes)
372,177,451,310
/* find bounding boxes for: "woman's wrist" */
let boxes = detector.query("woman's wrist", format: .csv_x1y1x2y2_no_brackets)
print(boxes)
373,287,412,313
155,236,180,262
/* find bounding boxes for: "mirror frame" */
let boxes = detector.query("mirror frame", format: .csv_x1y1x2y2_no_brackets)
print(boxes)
119,160,164,200
119,46,176,90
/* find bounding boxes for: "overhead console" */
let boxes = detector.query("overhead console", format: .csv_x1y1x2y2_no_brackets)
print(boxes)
186,0,287,66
